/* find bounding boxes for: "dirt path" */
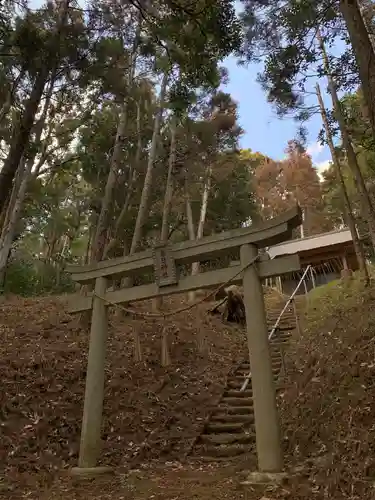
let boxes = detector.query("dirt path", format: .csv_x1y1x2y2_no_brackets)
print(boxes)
4,461,270,500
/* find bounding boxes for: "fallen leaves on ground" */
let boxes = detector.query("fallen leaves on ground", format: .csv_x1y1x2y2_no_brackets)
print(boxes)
277,277,375,499
2,280,375,499
0,293,247,498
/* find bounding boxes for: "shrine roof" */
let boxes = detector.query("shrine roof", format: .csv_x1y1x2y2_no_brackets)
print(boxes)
267,228,354,259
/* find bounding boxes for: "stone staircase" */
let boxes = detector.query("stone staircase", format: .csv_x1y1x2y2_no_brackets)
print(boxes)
190,300,296,461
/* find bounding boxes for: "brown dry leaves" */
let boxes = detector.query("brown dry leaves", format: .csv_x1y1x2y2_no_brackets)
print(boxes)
0,294,246,497
277,278,375,499
2,280,375,499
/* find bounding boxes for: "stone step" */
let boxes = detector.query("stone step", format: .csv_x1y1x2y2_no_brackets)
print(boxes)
227,380,247,389
272,338,292,343
237,360,282,373
236,363,281,373
272,331,292,336
223,389,253,398
235,369,280,378
238,357,283,370
201,443,252,458
272,345,290,350
268,323,294,329
236,364,249,370
211,413,254,424
216,405,253,415
188,454,232,462
228,370,280,383
200,432,254,445
236,360,282,368
205,422,245,433
191,455,243,462
268,309,293,312
268,310,294,315
236,369,251,375
269,324,295,329
271,355,283,362
269,337,290,348
271,339,290,346
266,311,296,320
271,332,292,339
269,326,294,331
191,306,293,461
227,376,252,384
231,374,281,385
269,354,283,361
220,397,253,407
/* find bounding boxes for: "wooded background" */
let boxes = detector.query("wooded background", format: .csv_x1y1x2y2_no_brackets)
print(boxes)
1,0,375,296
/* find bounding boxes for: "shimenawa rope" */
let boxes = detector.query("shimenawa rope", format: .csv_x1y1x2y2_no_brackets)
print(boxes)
92,253,259,320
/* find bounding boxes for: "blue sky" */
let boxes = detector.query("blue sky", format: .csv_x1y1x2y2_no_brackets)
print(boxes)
221,0,343,178
222,56,332,178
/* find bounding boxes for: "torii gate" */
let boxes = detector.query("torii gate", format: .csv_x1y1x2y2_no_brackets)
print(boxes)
66,206,302,477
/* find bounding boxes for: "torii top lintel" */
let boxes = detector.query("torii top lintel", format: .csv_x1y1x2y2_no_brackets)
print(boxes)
67,205,302,284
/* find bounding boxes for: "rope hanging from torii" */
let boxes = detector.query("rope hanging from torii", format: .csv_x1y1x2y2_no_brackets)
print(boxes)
92,253,259,320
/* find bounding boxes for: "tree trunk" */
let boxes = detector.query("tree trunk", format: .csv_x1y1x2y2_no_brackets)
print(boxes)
0,158,33,274
160,117,177,242
154,115,177,310
316,82,369,281
0,0,71,215
119,72,168,315
84,24,142,324
102,98,142,260
186,195,195,242
189,166,212,302
129,71,168,255
102,169,135,260
0,69,25,125
184,169,196,241
81,104,129,325
161,327,171,367
100,15,142,261
192,166,212,275
0,158,26,285
0,73,56,233
1,158,25,238
318,31,375,251
185,178,196,303
91,107,128,263
339,0,375,140
300,208,305,238
84,228,92,265
133,330,142,362
0,70,48,215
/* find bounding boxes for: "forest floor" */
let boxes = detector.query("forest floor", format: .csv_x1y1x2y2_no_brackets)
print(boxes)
1,279,375,499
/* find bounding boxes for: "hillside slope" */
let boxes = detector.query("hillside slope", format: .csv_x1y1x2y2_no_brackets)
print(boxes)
0,292,249,491
279,277,375,499
5,280,375,500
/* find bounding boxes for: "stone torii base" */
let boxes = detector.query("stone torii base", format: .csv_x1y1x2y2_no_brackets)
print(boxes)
70,466,113,478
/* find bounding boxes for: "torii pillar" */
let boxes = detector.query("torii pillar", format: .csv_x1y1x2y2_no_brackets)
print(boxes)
241,243,283,475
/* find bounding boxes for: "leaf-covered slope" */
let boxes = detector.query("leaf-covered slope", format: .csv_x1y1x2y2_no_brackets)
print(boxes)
279,277,375,499
0,294,246,483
